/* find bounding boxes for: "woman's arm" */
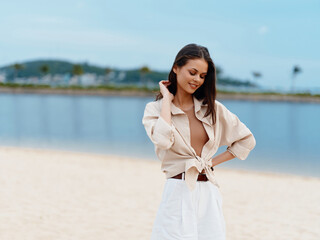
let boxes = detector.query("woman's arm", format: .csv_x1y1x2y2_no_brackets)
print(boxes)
160,96,173,125
211,151,235,167
142,101,175,150
141,80,175,150
200,151,235,173
216,100,256,161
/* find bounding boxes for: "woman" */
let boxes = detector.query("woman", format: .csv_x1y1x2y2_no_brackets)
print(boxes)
142,43,256,240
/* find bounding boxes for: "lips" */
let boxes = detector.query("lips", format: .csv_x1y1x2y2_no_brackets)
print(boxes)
189,83,198,89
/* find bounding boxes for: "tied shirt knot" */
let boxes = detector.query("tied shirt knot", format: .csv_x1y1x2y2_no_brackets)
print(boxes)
184,155,220,191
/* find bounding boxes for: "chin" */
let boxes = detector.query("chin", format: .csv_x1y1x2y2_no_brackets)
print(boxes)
184,87,195,94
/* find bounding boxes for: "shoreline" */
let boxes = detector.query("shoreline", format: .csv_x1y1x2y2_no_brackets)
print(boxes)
0,145,320,180
1,145,319,239
1,145,319,181
1,86,320,103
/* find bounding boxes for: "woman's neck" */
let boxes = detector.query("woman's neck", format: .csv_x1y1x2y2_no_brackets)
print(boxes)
173,91,194,110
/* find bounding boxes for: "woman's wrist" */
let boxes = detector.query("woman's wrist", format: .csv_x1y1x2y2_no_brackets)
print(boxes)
162,93,174,102
211,157,216,167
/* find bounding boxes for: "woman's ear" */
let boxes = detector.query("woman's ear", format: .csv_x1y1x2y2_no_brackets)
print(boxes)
173,65,178,74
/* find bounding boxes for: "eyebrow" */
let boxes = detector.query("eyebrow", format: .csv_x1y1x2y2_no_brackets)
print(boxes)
191,68,207,74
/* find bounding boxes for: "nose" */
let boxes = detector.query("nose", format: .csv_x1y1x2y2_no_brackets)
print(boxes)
193,75,200,82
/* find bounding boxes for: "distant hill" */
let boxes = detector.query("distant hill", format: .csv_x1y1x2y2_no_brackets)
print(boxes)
0,59,254,87
0,60,108,78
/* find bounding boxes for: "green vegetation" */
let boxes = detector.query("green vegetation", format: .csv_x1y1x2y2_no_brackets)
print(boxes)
0,82,156,92
1,60,316,100
39,65,49,75
0,82,319,99
3,60,106,78
0,59,254,87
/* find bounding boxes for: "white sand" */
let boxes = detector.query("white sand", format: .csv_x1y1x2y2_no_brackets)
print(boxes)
0,146,319,240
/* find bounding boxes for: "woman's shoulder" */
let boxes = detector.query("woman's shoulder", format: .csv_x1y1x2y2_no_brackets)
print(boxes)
214,99,235,118
214,99,227,111
144,99,162,112
145,98,161,106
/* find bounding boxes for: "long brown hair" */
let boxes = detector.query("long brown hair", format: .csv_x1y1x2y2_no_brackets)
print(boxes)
155,43,217,125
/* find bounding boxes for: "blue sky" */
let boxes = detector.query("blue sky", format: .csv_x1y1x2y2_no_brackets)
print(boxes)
0,0,319,91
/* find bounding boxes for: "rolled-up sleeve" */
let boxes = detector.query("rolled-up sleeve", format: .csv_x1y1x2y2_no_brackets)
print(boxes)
217,101,256,160
142,102,175,150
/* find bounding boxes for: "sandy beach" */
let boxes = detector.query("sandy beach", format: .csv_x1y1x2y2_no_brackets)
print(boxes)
0,146,319,240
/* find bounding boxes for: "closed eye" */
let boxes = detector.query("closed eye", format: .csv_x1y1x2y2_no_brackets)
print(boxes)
189,71,206,79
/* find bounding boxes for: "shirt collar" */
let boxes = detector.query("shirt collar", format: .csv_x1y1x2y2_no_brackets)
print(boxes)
159,95,211,125
169,95,207,115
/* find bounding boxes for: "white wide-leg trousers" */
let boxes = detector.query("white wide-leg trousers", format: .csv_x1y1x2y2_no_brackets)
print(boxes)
151,173,226,240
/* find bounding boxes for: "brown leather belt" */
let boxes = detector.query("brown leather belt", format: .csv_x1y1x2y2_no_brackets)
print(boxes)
170,172,209,181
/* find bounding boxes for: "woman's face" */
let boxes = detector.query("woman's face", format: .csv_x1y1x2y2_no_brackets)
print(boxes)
173,58,208,95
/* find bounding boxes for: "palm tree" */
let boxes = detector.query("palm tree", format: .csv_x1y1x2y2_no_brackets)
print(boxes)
252,71,262,87
11,63,24,82
291,65,302,93
72,64,84,85
39,65,49,83
139,65,150,87
39,65,49,75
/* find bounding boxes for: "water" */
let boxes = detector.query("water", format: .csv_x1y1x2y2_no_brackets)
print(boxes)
0,93,319,178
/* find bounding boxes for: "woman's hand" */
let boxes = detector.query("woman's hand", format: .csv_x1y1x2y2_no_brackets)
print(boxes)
159,80,174,102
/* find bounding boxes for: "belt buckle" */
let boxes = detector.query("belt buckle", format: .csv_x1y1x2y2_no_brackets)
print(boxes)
198,172,208,181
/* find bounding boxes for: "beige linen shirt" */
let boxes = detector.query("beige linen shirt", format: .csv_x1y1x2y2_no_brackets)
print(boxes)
142,95,256,191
